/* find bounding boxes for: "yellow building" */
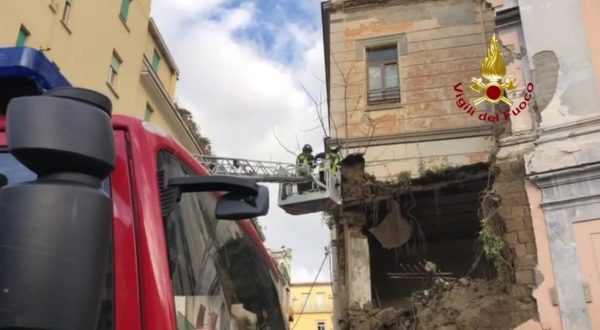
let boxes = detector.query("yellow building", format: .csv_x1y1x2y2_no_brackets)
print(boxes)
0,0,202,153
290,282,333,330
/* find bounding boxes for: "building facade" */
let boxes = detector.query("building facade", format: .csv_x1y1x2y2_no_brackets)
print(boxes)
0,0,202,153
290,283,334,330
323,0,600,329
270,248,293,323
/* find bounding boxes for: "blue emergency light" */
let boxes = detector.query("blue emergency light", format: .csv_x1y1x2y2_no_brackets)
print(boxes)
0,47,71,114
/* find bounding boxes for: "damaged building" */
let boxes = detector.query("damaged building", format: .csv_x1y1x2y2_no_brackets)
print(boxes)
321,0,600,329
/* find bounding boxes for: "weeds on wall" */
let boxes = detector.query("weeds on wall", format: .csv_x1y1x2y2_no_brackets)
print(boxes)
478,168,513,283
479,216,505,272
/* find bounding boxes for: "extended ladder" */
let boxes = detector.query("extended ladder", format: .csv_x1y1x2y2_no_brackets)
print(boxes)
194,155,341,215
195,155,305,182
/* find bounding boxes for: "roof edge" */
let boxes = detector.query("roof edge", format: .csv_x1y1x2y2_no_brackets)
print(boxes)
148,18,180,76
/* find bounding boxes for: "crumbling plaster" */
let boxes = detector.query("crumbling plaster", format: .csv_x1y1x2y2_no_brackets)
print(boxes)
525,181,562,330
518,1,600,328
519,0,600,127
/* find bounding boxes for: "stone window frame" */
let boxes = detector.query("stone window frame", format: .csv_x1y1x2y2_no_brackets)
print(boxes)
356,33,407,111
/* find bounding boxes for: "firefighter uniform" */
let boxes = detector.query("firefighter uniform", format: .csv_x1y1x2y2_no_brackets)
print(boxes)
316,147,341,186
296,144,314,194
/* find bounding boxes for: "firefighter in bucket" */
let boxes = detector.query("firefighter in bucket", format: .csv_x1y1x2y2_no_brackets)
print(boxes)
296,144,315,194
315,144,341,189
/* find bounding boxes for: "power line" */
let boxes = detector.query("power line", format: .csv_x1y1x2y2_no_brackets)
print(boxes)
291,248,330,330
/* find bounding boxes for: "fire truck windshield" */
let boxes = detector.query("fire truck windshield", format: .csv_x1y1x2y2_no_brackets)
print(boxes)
0,152,36,185
0,152,110,191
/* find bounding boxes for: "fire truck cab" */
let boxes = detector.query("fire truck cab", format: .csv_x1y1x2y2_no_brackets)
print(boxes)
0,47,288,330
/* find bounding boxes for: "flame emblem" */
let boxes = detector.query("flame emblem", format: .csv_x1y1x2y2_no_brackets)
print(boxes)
470,34,517,105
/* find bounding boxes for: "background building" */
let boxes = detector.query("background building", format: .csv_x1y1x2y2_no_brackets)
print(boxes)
0,0,203,153
290,282,334,330
270,247,293,323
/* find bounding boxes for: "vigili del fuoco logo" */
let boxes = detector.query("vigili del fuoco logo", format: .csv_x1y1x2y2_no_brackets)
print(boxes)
453,34,534,122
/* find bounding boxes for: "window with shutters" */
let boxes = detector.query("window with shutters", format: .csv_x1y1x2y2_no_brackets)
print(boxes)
16,25,30,47
107,51,122,90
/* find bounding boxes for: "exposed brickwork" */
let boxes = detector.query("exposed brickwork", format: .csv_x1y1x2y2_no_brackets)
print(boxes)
493,157,540,327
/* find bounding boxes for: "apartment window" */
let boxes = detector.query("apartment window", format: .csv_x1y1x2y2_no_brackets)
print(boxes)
317,321,326,330
61,0,72,23
151,49,161,72
15,25,30,47
107,51,122,90
144,103,154,121
367,45,400,104
316,292,325,309
119,0,132,21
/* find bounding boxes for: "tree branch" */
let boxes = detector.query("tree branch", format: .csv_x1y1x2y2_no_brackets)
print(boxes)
300,82,328,137
272,126,298,157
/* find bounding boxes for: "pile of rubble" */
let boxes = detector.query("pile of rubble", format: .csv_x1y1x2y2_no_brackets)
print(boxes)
414,277,513,330
341,154,391,204
347,301,414,330
346,275,514,330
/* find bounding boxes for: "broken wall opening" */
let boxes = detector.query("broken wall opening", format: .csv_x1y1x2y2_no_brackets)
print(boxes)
363,163,497,310
338,154,540,329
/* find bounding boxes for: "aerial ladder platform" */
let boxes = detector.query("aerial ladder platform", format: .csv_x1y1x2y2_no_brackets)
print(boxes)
195,155,341,215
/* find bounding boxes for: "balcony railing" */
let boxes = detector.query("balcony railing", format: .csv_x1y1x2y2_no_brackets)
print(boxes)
368,88,400,104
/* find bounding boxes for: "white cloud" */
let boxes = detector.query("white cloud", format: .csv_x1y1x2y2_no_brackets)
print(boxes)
293,266,331,283
152,0,332,283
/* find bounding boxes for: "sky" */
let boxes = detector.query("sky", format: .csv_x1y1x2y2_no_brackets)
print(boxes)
151,0,332,282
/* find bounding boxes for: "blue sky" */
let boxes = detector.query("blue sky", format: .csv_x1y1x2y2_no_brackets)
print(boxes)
152,0,331,282
226,0,320,63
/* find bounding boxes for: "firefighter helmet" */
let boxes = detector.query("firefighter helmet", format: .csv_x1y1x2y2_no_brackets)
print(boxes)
302,144,313,153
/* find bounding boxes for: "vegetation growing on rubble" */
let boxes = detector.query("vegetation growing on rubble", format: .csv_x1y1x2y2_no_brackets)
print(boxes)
478,168,513,283
323,206,341,229
479,216,505,271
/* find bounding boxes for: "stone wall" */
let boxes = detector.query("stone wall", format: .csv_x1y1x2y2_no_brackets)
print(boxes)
493,157,540,326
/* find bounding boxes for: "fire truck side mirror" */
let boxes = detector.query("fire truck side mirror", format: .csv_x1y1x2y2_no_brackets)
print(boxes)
0,87,114,330
168,175,270,220
216,185,269,220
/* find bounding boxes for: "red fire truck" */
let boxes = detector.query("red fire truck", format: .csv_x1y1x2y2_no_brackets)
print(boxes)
0,47,288,330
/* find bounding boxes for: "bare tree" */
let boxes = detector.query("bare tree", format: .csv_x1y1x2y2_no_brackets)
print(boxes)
330,55,383,158
300,82,329,138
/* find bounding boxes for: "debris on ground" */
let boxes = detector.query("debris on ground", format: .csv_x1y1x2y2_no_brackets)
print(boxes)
347,279,512,330
414,279,512,330
423,261,437,273
348,301,414,330
458,278,471,287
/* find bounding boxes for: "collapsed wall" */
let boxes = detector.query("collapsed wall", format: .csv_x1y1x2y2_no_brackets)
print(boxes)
334,153,540,329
